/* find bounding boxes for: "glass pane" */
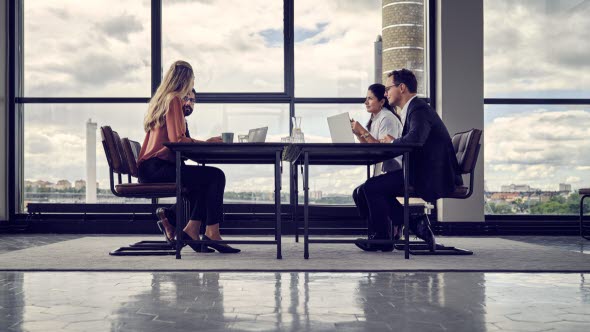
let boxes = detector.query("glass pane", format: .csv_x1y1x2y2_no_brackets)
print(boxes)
484,104,590,215
23,104,149,210
188,104,290,203
23,103,291,209
484,0,590,98
295,104,379,205
23,0,150,97
295,0,428,97
162,0,284,93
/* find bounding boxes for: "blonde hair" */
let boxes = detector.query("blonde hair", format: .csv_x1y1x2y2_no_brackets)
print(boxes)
144,60,194,132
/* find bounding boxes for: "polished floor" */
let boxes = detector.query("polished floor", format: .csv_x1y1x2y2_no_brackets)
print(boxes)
0,271,589,332
1,235,589,331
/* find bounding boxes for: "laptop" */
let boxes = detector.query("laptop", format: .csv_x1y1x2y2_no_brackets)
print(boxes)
327,113,356,143
248,126,268,143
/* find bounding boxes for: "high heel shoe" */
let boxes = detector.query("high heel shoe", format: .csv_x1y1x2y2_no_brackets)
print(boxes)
156,220,175,245
182,232,214,253
202,235,241,254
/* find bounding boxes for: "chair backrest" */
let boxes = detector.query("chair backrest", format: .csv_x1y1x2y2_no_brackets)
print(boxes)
121,138,142,178
452,128,482,175
100,126,125,174
112,131,131,175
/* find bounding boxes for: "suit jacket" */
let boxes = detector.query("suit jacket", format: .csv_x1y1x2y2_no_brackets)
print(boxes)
392,98,462,201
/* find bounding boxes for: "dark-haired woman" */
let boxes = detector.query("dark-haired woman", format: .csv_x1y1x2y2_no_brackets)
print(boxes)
351,83,404,246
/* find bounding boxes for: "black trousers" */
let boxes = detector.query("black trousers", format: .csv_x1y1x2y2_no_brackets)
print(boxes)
352,170,405,239
138,157,225,226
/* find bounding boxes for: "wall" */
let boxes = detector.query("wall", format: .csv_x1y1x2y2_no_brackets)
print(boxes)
436,0,484,222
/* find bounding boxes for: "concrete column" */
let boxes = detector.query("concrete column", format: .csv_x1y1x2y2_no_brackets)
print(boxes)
0,0,7,220
436,0,484,222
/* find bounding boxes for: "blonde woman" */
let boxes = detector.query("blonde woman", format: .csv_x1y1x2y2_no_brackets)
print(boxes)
137,60,240,254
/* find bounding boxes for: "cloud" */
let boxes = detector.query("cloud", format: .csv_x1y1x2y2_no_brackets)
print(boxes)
48,8,70,20
485,107,590,191
24,0,151,97
484,0,590,97
566,176,581,184
96,13,144,43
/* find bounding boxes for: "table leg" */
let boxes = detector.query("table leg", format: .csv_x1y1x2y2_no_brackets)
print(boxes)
403,151,410,259
304,152,310,259
293,163,299,243
175,151,183,259
275,151,282,259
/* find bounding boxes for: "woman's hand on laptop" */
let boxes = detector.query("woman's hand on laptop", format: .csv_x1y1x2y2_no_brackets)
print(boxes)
379,135,394,143
350,120,364,136
206,136,223,143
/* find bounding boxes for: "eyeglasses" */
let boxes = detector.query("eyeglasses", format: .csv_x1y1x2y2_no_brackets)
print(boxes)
183,96,196,103
385,83,403,93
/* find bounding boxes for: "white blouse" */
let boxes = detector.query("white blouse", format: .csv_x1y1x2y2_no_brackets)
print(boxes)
367,108,403,173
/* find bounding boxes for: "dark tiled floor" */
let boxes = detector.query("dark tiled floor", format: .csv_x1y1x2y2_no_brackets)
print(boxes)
500,236,590,255
1,235,590,331
0,234,83,254
0,271,589,332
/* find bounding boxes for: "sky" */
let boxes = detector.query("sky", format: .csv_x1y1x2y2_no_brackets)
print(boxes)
20,0,590,199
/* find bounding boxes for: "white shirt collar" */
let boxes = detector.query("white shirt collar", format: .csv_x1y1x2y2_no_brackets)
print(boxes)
400,95,418,128
371,108,387,122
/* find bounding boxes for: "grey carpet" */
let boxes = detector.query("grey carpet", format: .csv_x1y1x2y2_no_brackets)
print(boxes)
1,236,589,272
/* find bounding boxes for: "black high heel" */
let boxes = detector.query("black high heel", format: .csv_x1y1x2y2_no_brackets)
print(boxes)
202,235,241,254
156,220,175,245
182,232,214,253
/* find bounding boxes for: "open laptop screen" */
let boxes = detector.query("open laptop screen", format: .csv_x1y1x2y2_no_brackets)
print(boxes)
327,113,356,143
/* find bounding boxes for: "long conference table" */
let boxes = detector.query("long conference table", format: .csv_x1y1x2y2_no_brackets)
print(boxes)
165,142,421,260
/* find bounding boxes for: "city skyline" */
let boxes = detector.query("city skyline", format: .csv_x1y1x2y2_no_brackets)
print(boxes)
19,0,590,206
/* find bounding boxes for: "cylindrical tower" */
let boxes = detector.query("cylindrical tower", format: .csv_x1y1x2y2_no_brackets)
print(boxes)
374,35,383,84
86,119,97,203
381,0,425,94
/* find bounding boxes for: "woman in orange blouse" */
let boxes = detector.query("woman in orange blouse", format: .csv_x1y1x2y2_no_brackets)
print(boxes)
137,60,239,254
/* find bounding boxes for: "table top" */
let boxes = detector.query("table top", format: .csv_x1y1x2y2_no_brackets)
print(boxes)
164,142,422,165
284,143,422,165
164,142,285,164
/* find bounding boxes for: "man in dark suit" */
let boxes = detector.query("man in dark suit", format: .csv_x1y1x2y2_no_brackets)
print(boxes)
354,69,462,252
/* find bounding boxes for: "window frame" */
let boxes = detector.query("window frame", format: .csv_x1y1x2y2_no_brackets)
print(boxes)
7,0,436,220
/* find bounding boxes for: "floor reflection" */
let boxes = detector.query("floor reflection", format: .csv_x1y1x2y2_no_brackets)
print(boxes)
0,272,589,331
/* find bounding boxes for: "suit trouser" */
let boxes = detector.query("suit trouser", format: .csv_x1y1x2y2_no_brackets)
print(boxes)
352,170,405,239
138,157,225,226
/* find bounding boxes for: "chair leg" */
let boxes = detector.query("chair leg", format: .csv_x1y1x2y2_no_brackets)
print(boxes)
581,195,590,240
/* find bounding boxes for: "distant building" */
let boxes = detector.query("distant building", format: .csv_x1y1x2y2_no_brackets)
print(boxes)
490,192,520,202
54,180,72,190
74,180,86,190
558,183,572,192
31,180,53,189
310,191,323,200
500,184,532,192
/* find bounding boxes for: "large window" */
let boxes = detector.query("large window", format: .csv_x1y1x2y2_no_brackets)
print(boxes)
296,104,371,205
23,0,151,97
12,0,432,215
185,104,291,204
484,0,590,215
295,0,429,97
23,104,148,207
162,0,284,93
